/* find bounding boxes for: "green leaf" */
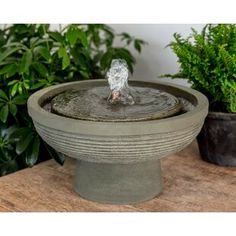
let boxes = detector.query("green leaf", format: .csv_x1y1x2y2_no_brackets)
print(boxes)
9,103,17,116
0,64,18,77
16,132,34,155
120,32,132,40
23,80,30,90
58,46,65,57
0,60,15,67
0,159,18,176
32,38,53,47
70,47,88,67
11,83,18,97
32,62,48,77
20,50,32,74
66,26,79,46
45,143,65,165
134,39,141,53
0,47,22,63
30,37,39,47
100,50,113,70
4,125,18,140
58,47,70,70
25,136,40,166
0,89,9,101
7,80,18,86
49,32,64,44
0,105,9,123
0,125,18,141
12,94,28,105
80,70,90,79
30,82,45,90
91,29,100,47
9,127,32,142
77,30,88,48
2,42,26,49
18,83,23,94
38,46,52,62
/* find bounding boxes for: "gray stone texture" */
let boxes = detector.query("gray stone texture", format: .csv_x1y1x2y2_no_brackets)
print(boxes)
27,80,209,204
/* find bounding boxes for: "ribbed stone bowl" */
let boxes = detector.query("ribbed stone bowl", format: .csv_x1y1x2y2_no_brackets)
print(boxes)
27,80,208,204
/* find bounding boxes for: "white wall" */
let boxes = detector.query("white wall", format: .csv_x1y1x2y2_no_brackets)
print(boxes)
111,24,204,87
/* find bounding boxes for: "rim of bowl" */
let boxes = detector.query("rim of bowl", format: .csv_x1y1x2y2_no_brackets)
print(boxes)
27,80,209,136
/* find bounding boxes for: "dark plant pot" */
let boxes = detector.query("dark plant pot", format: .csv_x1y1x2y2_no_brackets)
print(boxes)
197,111,236,167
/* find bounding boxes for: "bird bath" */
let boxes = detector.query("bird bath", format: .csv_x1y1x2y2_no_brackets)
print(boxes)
27,60,208,204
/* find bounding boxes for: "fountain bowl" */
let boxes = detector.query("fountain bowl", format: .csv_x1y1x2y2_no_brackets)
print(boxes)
28,80,208,204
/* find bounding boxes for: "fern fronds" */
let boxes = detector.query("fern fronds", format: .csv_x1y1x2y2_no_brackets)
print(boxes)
163,24,236,113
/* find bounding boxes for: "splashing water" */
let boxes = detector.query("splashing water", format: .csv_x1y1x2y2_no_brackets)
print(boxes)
106,59,135,105
49,59,189,122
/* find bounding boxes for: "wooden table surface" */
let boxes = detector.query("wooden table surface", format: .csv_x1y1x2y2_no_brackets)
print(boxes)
0,141,235,212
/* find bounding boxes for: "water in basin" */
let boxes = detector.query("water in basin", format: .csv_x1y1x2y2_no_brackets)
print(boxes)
46,59,194,122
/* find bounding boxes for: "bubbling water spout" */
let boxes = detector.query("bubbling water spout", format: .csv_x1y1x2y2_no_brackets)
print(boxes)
106,59,135,105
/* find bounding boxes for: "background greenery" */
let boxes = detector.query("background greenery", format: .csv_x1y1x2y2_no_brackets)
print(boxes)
0,24,146,176
164,24,236,113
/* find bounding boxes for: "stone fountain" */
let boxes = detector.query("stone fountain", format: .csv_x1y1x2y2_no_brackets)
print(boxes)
27,59,208,204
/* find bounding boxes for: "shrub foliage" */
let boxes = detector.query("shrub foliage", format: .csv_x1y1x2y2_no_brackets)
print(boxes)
164,24,236,113
0,24,146,176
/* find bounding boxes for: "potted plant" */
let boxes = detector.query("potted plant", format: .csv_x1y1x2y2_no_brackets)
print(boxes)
163,24,236,166
0,24,146,176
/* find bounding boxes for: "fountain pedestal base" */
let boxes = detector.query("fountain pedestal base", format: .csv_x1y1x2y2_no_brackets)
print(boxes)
75,159,163,204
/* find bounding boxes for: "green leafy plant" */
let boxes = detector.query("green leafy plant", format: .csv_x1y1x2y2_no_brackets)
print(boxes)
0,24,146,176
163,24,236,113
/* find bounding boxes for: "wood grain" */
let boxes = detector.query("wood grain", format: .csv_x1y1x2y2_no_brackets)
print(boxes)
0,140,235,212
